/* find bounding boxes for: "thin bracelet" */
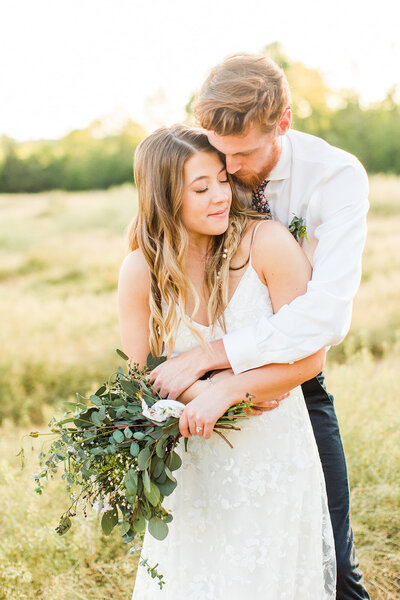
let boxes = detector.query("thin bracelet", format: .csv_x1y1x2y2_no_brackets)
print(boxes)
207,376,214,386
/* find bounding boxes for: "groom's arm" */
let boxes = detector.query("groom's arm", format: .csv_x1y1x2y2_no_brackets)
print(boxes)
150,160,368,397
225,160,369,374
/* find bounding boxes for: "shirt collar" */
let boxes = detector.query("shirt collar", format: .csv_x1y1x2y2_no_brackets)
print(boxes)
268,133,292,181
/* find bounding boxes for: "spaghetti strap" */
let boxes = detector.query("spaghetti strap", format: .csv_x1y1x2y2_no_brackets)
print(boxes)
249,221,266,264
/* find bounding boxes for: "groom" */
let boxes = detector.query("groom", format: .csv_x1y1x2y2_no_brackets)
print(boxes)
150,54,370,599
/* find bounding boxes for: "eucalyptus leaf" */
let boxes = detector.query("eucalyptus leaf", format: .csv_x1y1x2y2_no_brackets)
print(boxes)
156,478,177,496
137,446,151,470
155,437,166,458
124,469,138,496
133,431,146,441
122,529,135,543
90,394,102,406
130,441,140,456
152,457,164,479
112,430,125,444
124,426,133,439
148,517,169,540
101,507,118,536
142,469,151,494
146,353,167,370
95,385,106,396
120,520,131,536
144,481,161,506
167,451,182,471
132,513,146,533
164,466,177,483
90,412,103,427
120,380,139,396
116,348,129,361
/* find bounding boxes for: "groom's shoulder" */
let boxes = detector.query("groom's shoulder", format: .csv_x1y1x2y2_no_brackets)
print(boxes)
288,129,367,178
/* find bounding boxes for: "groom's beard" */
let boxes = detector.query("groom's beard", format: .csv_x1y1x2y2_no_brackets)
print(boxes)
231,137,281,191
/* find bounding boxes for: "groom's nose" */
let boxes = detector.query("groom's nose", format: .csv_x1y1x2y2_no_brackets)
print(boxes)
225,155,241,174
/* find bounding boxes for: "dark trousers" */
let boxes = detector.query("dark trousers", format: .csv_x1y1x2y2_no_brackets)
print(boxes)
301,373,370,600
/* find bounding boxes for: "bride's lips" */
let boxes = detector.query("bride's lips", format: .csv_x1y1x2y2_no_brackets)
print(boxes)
208,209,228,218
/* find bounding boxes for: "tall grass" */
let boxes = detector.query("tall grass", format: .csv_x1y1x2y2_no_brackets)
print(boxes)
0,175,399,598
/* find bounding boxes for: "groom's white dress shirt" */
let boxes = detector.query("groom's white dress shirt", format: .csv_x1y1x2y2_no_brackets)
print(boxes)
223,128,369,374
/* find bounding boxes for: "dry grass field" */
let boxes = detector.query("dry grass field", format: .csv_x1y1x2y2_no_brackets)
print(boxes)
0,175,399,599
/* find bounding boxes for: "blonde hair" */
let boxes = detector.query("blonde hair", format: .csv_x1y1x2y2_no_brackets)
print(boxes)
193,53,291,136
129,124,262,356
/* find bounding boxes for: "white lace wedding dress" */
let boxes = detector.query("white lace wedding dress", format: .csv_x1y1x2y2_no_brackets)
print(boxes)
132,235,336,599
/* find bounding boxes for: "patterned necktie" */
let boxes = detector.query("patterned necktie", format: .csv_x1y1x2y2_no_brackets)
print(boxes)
251,179,271,216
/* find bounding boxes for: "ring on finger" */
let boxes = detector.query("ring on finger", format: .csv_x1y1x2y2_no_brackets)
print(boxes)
196,425,203,434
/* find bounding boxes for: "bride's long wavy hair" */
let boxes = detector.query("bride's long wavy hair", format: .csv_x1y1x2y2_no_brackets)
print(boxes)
129,124,262,357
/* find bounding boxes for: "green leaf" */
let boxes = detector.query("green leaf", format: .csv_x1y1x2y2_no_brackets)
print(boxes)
98,405,106,421
90,411,103,427
164,466,176,483
120,380,140,396
155,437,166,458
130,441,140,456
90,394,102,406
164,513,173,523
132,513,146,533
137,446,151,470
124,469,138,496
116,348,129,361
122,529,135,543
152,457,164,479
144,481,161,506
133,431,146,441
167,451,182,471
124,426,133,439
120,520,131,536
148,517,169,540
156,478,177,496
112,430,125,444
95,385,106,396
101,507,118,536
146,353,167,370
142,469,151,494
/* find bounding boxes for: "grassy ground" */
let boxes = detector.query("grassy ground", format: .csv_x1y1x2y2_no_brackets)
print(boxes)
0,175,399,599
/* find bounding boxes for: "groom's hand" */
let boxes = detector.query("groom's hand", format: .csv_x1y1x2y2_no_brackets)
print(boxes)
149,339,229,399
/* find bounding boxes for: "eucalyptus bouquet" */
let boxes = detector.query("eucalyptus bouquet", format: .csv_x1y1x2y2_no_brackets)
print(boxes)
23,350,250,587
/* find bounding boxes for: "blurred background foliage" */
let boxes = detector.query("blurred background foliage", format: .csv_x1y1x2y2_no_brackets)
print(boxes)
1,43,399,194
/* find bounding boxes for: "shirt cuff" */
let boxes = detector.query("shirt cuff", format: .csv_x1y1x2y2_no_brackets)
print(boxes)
223,325,267,375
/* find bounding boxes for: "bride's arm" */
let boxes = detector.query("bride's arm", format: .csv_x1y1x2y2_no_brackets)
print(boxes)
118,250,151,368
180,221,326,437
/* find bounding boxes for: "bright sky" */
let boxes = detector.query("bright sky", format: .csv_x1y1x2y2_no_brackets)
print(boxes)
0,0,399,140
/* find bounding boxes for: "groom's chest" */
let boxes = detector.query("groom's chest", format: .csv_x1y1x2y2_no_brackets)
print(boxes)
267,177,320,261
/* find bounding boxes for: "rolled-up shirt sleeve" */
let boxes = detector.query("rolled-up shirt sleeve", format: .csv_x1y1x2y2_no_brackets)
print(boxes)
223,161,369,375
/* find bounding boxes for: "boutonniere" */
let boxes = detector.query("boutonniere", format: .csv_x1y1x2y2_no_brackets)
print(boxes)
289,216,308,243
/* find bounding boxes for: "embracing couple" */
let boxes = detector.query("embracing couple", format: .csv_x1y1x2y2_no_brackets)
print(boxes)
119,54,370,599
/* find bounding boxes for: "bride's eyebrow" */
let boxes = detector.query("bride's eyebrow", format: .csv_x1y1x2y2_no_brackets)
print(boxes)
189,167,226,186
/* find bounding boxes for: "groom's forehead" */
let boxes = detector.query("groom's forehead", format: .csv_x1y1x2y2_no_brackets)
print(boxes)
207,126,267,155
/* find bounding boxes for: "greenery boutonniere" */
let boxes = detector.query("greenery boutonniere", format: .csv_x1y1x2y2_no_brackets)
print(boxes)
289,215,308,243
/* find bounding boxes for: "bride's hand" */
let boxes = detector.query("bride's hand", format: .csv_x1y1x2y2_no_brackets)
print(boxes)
179,384,233,439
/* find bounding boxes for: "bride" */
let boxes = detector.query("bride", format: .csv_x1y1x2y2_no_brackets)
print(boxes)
118,124,336,599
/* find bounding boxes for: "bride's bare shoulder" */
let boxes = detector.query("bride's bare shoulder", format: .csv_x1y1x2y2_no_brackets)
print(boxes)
118,249,151,296
251,219,310,280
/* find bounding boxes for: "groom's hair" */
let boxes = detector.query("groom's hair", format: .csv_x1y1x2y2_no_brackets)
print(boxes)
193,53,291,136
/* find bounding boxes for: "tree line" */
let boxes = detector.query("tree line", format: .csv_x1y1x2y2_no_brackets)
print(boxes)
1,45,399,193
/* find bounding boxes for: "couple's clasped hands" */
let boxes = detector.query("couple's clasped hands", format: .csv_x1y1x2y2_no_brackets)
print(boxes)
148,347,289,439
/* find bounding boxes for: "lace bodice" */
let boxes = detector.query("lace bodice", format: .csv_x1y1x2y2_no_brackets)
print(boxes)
171,260,273,355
